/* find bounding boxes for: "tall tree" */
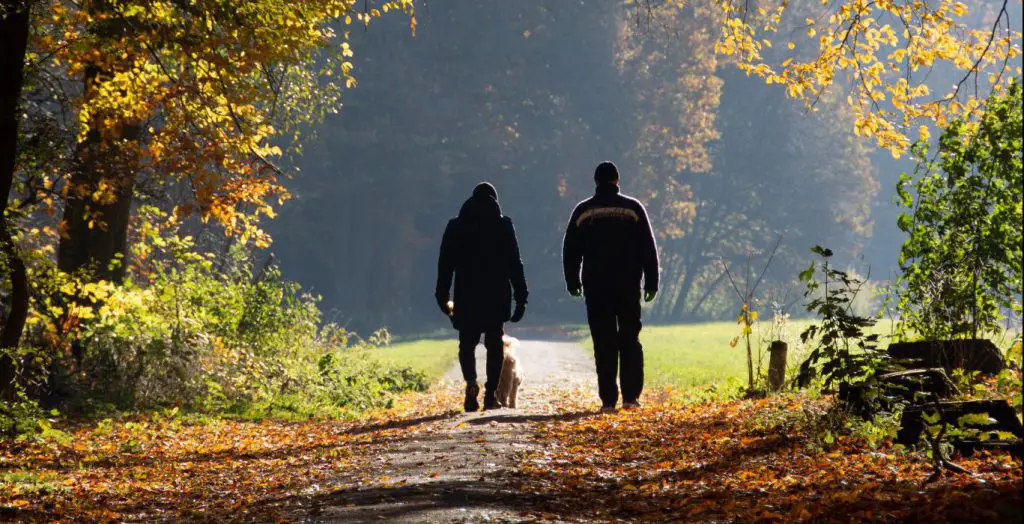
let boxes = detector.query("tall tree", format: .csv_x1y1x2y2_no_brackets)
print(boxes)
55,2,140,282
0,0,413,359
616,1,724,320
32,0,413,281
272,0,627,331
654,70,877,322
1,0,33,395
618,2,878,321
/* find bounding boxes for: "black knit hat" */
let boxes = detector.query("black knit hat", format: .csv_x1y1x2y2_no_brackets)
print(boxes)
472,182,498,201
594,161,619,183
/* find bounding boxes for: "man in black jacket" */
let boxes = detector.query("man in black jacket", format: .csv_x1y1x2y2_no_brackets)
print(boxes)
436,182,528,412
562,161,659,411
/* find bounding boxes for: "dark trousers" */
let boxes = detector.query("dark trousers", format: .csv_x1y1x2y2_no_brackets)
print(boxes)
585,288,644,407
458,327,504,395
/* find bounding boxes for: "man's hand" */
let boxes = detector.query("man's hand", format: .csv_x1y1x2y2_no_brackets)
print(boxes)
510,301,526,323
438,298,453,316
568,287,582,298
644,290,657,303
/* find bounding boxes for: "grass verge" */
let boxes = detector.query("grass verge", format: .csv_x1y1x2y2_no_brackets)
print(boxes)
374,338,459,384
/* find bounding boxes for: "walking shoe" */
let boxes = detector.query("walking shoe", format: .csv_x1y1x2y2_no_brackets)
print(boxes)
464,383,480,412
599,405,617,413
622,400,641,410
483,392,500,411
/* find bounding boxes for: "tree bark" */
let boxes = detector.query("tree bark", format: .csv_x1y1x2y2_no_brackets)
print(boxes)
684,270,727,320
668,206,730,320
57,64,138,283
0,221,28,393
57,163,136,282
0,0,32,397
669,260,698,319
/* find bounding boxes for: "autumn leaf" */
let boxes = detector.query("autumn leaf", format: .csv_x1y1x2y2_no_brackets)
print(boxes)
513,393,1022,522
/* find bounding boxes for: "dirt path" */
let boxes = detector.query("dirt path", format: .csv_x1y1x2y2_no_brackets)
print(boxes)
440,335,594,390
317,337,596,522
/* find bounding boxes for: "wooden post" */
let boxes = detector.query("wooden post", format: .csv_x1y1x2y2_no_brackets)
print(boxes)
768,341,788,391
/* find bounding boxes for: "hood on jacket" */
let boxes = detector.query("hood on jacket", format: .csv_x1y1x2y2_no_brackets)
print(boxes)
458,193,502,223
472,182,498,201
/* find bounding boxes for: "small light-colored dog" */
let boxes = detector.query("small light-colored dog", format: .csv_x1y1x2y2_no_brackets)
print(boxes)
495,336,522,408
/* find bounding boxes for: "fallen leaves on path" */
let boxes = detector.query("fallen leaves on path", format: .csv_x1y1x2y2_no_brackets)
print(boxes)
0,387,462,521
515,395,1022,522
3,386,1019,522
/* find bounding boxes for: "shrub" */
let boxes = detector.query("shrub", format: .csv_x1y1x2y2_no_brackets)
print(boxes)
796,246,888,391
25,208,426,418
318,349,428,411
0,392,45,437
893,80,1023,340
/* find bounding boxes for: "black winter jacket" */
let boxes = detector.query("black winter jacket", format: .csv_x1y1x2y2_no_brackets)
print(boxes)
562,183,659,294
436,194,528,330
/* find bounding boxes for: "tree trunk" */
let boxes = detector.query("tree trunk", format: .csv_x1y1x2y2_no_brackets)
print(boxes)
0,0,32,398
57,65,138,283
669,263,697,319
57,165,136,282
0,221,28,395
668,208,729,320
652,251,682,320
669,243,706,320
57,0,140,282
685,270,727,320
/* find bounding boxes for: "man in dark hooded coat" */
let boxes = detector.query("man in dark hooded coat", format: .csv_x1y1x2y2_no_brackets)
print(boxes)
436,182,528,411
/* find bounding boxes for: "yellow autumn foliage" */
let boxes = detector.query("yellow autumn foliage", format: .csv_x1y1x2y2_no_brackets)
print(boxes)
703,0,1021,155
33,0,415,244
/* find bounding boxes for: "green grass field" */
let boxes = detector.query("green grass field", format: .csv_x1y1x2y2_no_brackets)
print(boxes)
636,318,923,389
575,318,839,389
377,319,918,390
376,321,812,388
637,321,811,388
640,322,754,388
373,338,458,383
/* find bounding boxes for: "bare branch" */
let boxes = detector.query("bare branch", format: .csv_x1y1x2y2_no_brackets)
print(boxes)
722,260,746,302
942,0,1010,104
749,234,784,297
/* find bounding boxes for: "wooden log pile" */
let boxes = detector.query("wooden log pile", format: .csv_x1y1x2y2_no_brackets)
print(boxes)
839,339,1020,458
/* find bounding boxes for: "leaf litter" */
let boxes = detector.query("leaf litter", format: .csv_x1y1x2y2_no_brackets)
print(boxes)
0,385,1019,522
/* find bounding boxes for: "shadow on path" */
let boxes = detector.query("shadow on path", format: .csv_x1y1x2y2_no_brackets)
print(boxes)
343,412,462,436
466,411,599,426
298,477,550,523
